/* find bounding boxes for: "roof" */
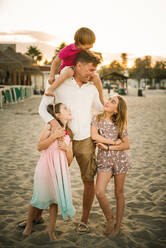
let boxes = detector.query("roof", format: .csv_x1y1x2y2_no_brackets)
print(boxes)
4,47,34,67
0,50,23,71
0,46,41,73
101,71,128,80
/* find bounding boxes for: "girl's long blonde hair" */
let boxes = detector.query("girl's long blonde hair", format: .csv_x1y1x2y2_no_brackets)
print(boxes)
96,95,128,139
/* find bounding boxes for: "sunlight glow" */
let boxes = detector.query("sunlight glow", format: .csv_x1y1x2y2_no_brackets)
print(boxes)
127,60,134,68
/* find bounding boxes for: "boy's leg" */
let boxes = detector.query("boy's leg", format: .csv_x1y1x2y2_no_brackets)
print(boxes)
45,67,74,96
45,81,57,97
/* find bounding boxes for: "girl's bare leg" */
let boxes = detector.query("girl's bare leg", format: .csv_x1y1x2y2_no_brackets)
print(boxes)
95,172,114,234
109,173,126,238
22,205,35,236
33,208,43,222
48,204,58,241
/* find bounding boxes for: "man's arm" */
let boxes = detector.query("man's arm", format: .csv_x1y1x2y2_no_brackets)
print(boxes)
91,73,104,105
92,88,104,115
39,95,54,123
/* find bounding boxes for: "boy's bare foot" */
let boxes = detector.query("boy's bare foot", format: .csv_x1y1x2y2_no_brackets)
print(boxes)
45,87,55,97
22,226,32,236
48,231,56,241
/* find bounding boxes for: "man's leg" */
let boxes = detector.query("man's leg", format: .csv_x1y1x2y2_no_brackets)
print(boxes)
73,138,96,231
81,180,95,224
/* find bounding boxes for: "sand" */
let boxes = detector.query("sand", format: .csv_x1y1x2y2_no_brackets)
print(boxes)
0,89,166,248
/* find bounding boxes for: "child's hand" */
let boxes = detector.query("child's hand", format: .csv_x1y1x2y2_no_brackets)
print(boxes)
96,143,108,150
48,76,55,85
61,67,74,79
114,139,122,145
58,140,68,151
49,119,60,131
91,73,102,86
52,128,66,140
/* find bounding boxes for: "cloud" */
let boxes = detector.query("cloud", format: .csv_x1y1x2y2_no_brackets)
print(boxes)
0,30,57,43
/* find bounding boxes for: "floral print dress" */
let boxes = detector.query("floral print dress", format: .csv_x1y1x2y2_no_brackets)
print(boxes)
91,116,131,175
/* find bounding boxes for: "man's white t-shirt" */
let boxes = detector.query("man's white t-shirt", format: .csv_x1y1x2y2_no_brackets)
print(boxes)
39,77,103,141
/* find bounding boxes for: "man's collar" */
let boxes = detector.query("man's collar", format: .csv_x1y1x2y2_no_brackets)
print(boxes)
72,77,90,88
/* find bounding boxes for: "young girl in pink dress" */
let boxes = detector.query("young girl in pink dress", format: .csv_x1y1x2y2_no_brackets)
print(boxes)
91,95,131,238
45,27,104,105
23,103,75,241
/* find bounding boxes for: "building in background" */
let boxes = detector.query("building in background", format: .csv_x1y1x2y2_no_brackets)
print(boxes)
0,44,44,91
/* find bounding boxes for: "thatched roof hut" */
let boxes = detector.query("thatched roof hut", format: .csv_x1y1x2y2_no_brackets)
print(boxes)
0,50,22,71
101,71,128,81
0,44,44,86
3,47,41,74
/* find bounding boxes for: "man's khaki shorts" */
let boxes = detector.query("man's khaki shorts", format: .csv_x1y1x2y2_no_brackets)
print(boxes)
73,137,96,182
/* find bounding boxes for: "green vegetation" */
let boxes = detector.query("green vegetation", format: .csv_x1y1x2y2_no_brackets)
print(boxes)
26,46,43,63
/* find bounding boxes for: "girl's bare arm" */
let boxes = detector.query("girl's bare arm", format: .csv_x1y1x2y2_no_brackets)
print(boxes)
97,136,130,151
37,125,65,151
58,140,73,165
91,125,120,145
109,136,130,150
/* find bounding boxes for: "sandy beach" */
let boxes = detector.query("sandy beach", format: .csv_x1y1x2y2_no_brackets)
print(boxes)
0,89,166,248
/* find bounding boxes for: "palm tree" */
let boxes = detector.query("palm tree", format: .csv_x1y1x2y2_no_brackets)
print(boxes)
109,60,124,73
121,53,128,69
55,42,67,56
26,46,43,63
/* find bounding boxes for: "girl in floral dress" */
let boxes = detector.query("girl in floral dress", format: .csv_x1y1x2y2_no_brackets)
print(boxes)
91,95,131,238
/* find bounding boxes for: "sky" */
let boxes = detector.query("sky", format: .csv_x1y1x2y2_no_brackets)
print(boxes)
0,0,166,65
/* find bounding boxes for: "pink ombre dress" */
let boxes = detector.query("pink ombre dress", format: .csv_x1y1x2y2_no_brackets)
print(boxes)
30,134,75,220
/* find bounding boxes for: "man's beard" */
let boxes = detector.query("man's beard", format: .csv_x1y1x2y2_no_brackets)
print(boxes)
81,76,90,83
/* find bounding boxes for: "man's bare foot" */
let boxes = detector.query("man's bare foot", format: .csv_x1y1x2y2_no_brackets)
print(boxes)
103,217,115,235
22,226,32,236
48,231,56,241
108,224,120,238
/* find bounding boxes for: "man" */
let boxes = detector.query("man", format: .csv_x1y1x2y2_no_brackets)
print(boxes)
19,50,103,233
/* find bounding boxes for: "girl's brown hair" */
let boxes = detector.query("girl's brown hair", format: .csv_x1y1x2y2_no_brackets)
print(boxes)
96,96,128,139
74,27,96,46
47,103,73,140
